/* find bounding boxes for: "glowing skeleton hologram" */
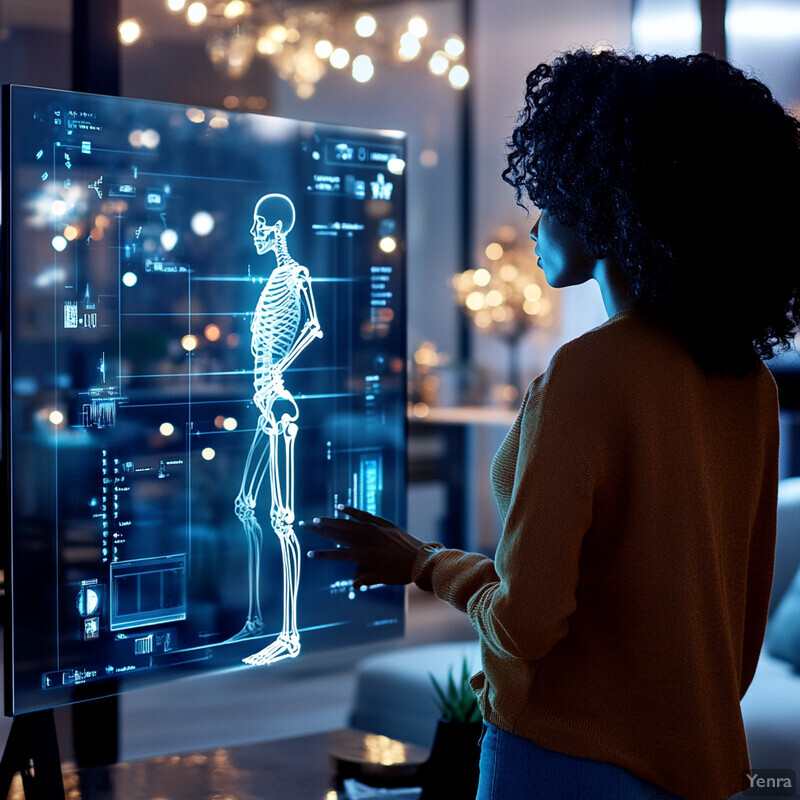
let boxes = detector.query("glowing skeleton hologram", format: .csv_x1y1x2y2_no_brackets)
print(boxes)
230,193,323,666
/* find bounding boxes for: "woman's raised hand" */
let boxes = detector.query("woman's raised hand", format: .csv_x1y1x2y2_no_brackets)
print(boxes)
304,506,423,589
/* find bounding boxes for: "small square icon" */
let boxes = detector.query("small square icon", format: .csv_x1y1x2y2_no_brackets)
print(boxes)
84,617,99,640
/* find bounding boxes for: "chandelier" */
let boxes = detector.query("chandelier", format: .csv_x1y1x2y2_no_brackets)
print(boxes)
453,227,558,400
123,1,469,99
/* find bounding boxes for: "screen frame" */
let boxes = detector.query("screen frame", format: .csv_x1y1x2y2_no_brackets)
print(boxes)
1,83,409,716
3,82,18,716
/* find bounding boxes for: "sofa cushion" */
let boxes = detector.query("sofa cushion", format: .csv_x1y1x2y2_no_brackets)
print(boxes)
765,563,800,671
771,477,800,616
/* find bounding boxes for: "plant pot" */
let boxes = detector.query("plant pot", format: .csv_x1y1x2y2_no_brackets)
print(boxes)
419,718,482,800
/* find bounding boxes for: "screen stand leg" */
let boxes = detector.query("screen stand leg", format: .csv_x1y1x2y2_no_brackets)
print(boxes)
0,710,65,800
72,692,119,767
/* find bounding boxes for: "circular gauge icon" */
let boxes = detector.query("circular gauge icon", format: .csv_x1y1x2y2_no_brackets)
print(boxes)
76,585,101,617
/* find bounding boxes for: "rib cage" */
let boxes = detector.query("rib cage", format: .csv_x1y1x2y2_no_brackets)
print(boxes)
251,264,302,365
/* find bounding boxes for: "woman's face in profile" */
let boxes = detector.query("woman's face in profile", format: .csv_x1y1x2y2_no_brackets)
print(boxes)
530,211,595,289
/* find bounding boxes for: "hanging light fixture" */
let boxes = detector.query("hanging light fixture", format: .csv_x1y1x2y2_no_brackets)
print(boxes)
150,0,469,98
208,25,258,79
453,227,558,401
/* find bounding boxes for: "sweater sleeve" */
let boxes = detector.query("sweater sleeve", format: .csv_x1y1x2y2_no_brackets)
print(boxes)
738,377,779,698
412,370,595,662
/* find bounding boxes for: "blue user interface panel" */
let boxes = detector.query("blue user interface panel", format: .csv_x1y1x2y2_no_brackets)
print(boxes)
2,85,406,715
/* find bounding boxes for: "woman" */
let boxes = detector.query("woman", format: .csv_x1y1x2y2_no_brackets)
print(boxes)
306,50,800,800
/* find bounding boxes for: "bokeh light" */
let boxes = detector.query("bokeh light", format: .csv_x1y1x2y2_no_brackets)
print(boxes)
187,2,207,25
140,128,160,149
270,24,289,42
429,51,449,76
191,211,215,236
160,229,178,251
223,0,246,19
444,36,465,57
355,14,377,37
315,39,333,59
485,243,504,261
296,83,315,100
408,16,428,37
420,149,438,168
473,268,491,286
398,32,421,61
330,48,350,69
449,65,470,89
352,55,374,83
118,19,142,45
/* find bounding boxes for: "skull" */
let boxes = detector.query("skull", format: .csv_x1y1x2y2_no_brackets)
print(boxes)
250,193,295,255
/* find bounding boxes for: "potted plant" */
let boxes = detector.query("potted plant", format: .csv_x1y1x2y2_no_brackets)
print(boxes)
419,657,482,799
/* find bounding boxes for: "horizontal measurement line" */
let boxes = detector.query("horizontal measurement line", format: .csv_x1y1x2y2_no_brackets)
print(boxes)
124,398,251,408
137,170,263,184
120,312,253,317
59,145,141,155
193,427,259,435
122,366,346,379
296,392,356,399
123,391,353,409
190,276,355,283
182,621,351,658
122,370,250,378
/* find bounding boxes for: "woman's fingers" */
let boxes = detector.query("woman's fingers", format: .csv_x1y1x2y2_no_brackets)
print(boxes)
302,517,366,543
303,507,422,586
338,505,393,527
353,572,382,589
303,516,371,560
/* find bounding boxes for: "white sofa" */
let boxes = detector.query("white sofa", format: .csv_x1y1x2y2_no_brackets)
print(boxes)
733,477,800,791
350,478,800,786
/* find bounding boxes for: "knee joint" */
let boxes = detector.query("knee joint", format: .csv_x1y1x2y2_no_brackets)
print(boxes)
235,496,255,521
271,507,295,529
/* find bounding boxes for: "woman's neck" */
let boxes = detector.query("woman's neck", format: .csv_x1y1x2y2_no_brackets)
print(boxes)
593,256,633,318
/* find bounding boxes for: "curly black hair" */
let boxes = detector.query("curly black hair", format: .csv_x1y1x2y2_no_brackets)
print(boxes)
503,49,800,377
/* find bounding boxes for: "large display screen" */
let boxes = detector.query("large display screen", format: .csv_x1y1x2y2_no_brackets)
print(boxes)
2,85,407,715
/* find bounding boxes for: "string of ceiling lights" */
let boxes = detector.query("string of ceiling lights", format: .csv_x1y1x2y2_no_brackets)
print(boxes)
118,1,470,99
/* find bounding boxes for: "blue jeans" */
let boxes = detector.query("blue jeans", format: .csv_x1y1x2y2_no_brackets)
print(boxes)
476,723,687,800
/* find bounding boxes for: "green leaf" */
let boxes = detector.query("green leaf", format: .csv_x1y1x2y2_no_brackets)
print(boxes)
428,656,482,723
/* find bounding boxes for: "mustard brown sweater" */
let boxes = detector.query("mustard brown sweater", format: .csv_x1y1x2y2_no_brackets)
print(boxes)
411,309,779,800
